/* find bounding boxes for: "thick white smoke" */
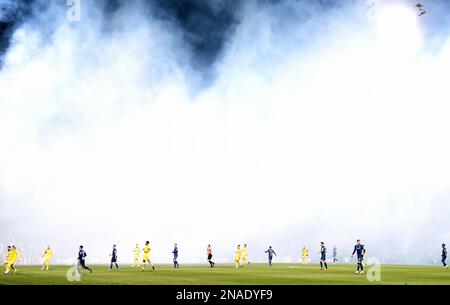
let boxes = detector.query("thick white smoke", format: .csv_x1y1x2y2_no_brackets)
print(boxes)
0,0,449,264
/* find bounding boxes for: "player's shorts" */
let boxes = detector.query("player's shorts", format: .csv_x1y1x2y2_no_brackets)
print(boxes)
321,255,326,261
235,258,241,262
143,255,150,261
207,254,212,260
78,259,86,267
111,257,117,263
173,256,178,261
357,255,363,262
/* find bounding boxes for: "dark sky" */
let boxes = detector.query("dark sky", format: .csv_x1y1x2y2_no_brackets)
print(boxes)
0,0,241,70
1,0,449,69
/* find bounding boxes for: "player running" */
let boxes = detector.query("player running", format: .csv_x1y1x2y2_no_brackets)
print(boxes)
241,244,248,266
352,239,366,274
132,244,140,267
41,246,53,271
319,242,328,270
77,245,93,274
207,244,215,268
9,246,21,274
173,243,179,268
109,245,119,271
142,241,155,271
234,245,242,268
265,246,277,266
3,246,12,275
301,246,309,264
442,244,448,269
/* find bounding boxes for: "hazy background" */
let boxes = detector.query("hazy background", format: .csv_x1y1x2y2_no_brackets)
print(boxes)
1,0,450,265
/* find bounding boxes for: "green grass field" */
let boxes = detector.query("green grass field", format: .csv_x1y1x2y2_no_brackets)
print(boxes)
1,264,449,285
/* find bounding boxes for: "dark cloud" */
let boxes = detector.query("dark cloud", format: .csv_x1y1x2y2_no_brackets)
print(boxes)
0,0,34,65
150,0,240,67
0,0,241,76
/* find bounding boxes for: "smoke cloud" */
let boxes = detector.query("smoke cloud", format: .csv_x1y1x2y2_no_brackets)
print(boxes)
0,0,450,265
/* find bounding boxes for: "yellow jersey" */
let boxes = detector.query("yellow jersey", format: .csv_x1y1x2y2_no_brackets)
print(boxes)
44,249,53,259
143,245,151,255
235,249,241,260
242,248,247,258
302,249,309,257
134,247,140,256
10,249,20,263
5,250,12,263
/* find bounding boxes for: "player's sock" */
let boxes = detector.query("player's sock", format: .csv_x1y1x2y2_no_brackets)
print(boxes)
320,261,323,269
324,262,328,269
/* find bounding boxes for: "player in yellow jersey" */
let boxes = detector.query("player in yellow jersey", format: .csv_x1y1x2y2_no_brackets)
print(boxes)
301,246,309,265
41,246,53,271
9,246,20,274
132,244,141,267
142,241,155,271
3,246,12,275
234,245,242,268
241,244,248,267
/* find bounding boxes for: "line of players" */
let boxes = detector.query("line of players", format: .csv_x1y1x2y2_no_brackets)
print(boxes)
3,240,448,275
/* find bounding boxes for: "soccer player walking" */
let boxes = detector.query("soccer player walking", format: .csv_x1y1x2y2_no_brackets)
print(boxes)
132,244,140,267
265,246,277,266
77,245,93,274
442,244,448,269
142,241,155,271
301,246,309,265
41,246,53,271
207,244,215,268
352,239,366,274
241,244,248,267
173,243,179,268
234,245,242,268
109,245,119,271
319,242,328,270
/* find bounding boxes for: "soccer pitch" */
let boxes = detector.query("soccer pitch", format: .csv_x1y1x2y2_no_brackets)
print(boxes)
1,264,449,285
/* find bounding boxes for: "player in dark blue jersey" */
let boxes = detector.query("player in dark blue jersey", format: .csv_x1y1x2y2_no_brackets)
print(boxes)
352,239,366,274
319,242,328,270
109,245,119,271
442,244,448,269
173,243,179,268
77,245,92,274
265,246,277,266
